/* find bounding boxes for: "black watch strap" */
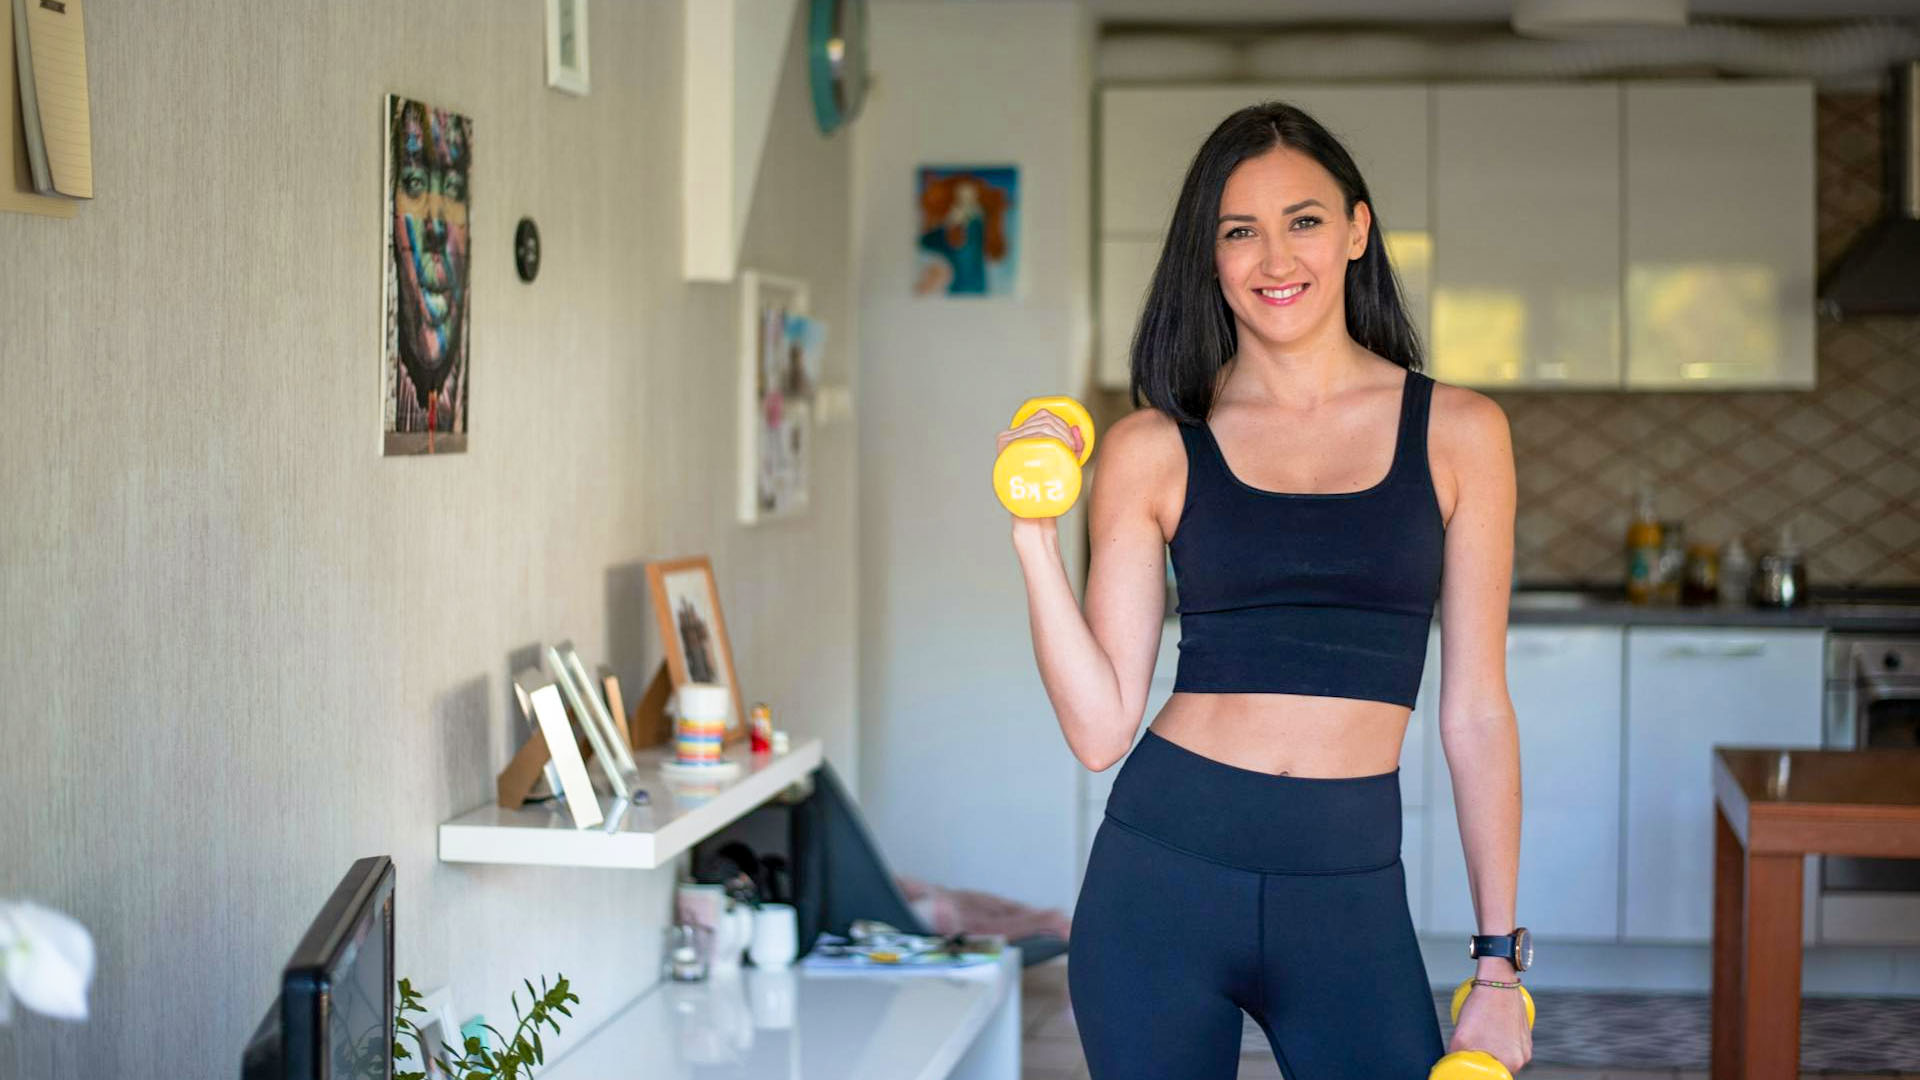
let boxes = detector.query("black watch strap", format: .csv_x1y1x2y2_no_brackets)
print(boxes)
1469,934,1515,962
1469,929,1530,971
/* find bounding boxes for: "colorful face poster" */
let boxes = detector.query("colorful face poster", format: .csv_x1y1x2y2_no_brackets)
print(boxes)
913,165,1018,298
383,95,472,455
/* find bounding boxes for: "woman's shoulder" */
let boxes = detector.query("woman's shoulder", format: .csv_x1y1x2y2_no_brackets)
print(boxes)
1090,406,1190,519
1100,405,1188,471
1421,372,1514,487
1423,374,1510,444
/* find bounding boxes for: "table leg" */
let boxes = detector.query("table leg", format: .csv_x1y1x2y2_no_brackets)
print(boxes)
1742,852,1804,1080
1711,805,1744,1080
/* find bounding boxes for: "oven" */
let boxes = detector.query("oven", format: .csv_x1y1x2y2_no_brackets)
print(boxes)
1819,632,1920,945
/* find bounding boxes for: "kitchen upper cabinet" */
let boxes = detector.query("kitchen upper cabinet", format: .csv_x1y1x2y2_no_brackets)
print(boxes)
1097,86,1431,388
1100,85,1431,238
1431,85,1622,389
1096,78,1818,391
1097,238,1159,393
1427,626,1625,940
1622,628,1826,944
1623,81,1816,390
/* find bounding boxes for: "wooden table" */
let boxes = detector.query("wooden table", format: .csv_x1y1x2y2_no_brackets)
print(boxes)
1711,747,1920,1079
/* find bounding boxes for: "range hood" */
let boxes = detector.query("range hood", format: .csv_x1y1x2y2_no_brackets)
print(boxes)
1819,60,1920,317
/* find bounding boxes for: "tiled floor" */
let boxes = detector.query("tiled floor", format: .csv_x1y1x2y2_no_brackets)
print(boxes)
1019,956,1920,1080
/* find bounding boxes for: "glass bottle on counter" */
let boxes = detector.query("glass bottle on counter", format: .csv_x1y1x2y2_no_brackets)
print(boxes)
1717,536,1752,607
1681,542,1719,606
1654,521,1687,606
1624,484,1663,606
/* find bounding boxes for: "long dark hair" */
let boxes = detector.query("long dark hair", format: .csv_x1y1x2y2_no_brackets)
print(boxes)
1130,102,1423,423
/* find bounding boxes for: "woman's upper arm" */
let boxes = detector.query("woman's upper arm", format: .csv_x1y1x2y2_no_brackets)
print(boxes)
1084,408,1185,736
1434,387,1517,727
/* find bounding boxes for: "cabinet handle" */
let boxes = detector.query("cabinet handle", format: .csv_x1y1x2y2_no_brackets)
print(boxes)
1506,639,1565,657
1658,642,1767,660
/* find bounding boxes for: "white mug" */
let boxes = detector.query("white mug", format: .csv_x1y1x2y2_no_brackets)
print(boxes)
748,903,798,969
673,683,731,720
710,899,755,971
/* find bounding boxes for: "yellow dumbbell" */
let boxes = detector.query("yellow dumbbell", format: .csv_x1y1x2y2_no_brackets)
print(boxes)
1430,978,1536,1079
993,396,1097,519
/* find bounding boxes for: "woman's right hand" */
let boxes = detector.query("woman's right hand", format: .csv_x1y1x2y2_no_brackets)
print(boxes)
995,407,1086,546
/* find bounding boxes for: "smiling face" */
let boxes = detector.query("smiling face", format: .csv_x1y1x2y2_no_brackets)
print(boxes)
389,100,471,405
1213,145,1370,350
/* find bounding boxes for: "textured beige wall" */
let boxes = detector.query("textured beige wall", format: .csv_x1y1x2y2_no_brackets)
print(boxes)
0,2,853,1076
854,1,1094,915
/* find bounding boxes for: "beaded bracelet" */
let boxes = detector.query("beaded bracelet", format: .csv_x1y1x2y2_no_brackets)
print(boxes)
1471,977,1523,989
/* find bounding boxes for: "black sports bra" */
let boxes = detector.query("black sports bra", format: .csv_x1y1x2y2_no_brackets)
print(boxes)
1167,367,1445,708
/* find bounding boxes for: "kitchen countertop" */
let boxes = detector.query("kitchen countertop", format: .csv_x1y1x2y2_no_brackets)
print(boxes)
1501,584,1920,632
1161,586,1920,632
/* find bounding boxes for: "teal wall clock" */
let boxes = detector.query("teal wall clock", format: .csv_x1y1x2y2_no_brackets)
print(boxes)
808,0,869,135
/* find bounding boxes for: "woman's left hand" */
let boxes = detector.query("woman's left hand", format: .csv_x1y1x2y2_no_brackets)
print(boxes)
1447,983,1532,1072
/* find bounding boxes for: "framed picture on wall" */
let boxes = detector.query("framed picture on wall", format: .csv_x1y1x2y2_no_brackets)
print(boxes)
545,0,590,95
407,984,461,1079
913,164,1019,298
645,556,747,743
382,95,473,455
738,270,823,525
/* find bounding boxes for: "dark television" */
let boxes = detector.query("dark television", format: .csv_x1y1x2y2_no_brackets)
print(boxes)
241,855,396,1080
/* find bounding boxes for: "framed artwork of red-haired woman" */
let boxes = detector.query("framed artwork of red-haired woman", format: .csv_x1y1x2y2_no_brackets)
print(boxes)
914,165,1019,298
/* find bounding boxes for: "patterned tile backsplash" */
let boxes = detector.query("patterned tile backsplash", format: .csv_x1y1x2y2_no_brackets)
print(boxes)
1094,91,1920,587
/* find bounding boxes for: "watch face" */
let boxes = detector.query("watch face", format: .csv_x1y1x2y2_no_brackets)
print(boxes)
1515,927,1533,971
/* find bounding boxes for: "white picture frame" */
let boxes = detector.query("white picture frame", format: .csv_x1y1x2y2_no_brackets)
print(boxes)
545,0,590,96
555,640,638,777
544,643,631,802
738,270,816,525
410,985,461,1079
524,676,604,829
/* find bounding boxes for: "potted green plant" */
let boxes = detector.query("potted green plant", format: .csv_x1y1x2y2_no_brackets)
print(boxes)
395,974,579,1080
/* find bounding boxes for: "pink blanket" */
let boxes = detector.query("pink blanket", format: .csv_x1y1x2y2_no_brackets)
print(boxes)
895,874,1072,941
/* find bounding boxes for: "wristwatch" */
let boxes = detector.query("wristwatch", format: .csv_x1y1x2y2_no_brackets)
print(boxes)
1467,927,1532,972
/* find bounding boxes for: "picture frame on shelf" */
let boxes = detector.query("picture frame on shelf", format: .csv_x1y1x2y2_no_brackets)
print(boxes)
544,643,632,801
545,0,590,95
555,640,637,773
645,555,746,744
522,673,604,829
738,269,821,525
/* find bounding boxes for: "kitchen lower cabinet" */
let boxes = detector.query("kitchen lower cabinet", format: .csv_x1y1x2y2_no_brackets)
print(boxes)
1622,627,1826,943
1428,626,1626,940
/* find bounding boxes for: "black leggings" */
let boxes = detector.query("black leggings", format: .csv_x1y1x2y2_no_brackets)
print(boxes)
1068,728,1444,1079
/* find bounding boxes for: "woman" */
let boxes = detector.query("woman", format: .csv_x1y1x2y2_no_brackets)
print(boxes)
997,102,1529,1077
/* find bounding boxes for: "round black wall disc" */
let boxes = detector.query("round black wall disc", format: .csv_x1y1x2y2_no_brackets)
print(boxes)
514,217,541,283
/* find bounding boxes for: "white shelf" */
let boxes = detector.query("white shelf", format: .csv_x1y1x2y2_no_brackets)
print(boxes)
438,737,824,870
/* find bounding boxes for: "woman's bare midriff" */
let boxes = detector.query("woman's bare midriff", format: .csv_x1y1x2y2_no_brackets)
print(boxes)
1147,691,1411,778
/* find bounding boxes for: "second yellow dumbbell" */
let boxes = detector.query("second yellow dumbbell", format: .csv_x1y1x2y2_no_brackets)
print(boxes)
1429,978,1536,1080
993,396,1097,519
